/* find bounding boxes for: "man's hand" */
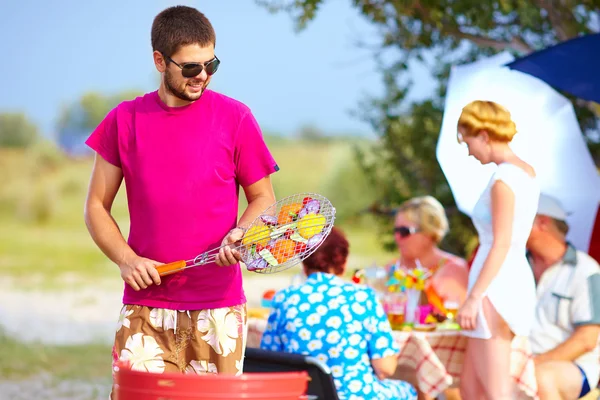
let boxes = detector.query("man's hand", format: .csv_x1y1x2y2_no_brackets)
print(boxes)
216,228,244,267
119,254,163,291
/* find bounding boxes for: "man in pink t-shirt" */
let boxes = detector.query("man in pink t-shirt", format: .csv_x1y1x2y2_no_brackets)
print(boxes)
83,5,278,390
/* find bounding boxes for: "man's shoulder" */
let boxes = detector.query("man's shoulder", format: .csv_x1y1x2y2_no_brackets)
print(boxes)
204,90,251,115
111,92,154,116
574,249,600,277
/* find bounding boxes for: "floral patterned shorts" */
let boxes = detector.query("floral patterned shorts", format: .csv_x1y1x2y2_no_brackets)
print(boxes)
112,303,247,378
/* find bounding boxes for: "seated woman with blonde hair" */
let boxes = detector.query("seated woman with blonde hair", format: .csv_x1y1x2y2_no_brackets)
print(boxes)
389,195,469,306
260,227,417,400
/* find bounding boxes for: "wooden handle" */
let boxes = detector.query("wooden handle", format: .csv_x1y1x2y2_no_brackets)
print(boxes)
156,260,187,277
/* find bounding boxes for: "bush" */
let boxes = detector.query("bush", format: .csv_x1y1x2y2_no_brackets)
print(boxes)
0,113,38,148
28,140,65,173
320,143,378,223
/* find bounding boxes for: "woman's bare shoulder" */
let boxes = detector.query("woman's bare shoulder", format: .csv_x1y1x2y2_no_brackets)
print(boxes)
438,250,468,269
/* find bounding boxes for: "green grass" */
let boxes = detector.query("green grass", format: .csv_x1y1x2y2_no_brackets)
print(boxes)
0,138,390,287
0,330,111,381
0,138,394,384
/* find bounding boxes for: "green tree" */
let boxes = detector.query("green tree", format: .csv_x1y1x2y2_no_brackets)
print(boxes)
0,113,39,148
297,124,331,142
258,0,600,255
57,90,143,140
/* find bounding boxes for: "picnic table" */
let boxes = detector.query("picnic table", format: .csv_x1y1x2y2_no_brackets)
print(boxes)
246,317,538,399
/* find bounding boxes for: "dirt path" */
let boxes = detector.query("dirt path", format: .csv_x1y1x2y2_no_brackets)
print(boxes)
0,274,293,345
0,374,110,400
0,273,295,399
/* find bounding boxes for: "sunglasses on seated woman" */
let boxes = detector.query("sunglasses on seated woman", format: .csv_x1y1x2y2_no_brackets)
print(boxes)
163,53,221,78
394,226,419,238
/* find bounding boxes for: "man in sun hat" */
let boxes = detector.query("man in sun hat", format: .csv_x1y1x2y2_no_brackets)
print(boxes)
527,193,600,399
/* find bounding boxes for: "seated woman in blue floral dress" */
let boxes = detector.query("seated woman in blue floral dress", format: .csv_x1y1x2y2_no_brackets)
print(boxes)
260,227,417,400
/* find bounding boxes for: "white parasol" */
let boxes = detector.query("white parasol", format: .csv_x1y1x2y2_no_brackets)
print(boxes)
436,52,600,252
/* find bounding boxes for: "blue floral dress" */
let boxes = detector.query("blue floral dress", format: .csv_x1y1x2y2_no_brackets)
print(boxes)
260,272,417,400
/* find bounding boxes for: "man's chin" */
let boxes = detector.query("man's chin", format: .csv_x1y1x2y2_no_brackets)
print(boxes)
186,91,204,100
182,88,205,101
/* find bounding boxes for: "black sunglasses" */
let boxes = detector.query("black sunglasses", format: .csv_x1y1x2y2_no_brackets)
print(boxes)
163,54,220,78
394,226,419,238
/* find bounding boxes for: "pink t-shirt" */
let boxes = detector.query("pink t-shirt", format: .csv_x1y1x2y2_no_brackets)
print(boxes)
86,90,278,310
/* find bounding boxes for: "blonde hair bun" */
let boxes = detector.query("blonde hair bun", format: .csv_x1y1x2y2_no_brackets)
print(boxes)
457,100,517,142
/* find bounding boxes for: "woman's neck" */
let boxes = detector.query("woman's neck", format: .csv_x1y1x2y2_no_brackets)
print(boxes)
400,247,440,270
489,142,516,165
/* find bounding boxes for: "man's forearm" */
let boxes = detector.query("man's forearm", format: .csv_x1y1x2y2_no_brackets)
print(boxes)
84,203,136,266
237,194,275,228
536,334,593,364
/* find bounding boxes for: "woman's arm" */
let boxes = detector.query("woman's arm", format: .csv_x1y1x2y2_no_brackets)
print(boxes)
457,180,514,330
365,289,401,379
371,354,400,380
469,181,515,298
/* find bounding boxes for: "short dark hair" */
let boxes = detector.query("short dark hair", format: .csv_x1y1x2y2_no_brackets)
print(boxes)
151,6,216,57
303,227,349,276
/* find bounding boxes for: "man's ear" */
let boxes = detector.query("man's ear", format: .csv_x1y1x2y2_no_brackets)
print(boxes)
153,51,167,73
537,215,552,231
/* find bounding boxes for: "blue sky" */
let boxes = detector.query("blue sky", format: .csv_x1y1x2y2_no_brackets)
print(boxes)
1,0,434,137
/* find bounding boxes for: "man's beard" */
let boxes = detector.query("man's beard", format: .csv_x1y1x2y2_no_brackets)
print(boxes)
164,69,206,102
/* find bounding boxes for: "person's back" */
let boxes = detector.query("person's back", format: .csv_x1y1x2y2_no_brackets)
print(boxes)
472,163,539,258
261,273,414,399
260,227,416,400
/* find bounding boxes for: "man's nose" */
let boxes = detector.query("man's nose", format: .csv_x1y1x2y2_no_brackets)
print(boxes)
193,68,208,80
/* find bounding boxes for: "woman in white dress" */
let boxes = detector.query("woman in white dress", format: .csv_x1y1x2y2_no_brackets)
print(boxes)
455,100,539,399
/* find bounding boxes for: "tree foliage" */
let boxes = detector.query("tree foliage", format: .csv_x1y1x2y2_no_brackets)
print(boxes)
0,113,39,148
57,90,144,141
258,0,600,255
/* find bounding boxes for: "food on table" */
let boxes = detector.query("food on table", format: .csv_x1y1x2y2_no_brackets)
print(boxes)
248,307,271,319
414,323,436,332
277,202,304,224
243,225,272,246
297,213,326,239
425,314,439,324
424,285,448,315
436,320,461,331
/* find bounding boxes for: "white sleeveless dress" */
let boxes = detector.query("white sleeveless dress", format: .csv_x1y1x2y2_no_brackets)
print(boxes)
463,163,539,339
